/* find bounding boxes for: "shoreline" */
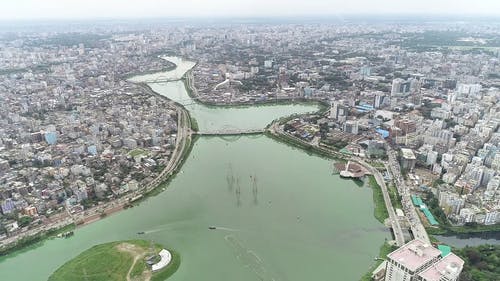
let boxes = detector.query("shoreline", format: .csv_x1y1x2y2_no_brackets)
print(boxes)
121,54,178,81
48,239,180,281
0,58,196,258
427,223,500,236
3,55,493,278
182,68,330,111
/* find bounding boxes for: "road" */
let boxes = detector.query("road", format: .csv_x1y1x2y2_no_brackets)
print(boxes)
195,128,264,136
386,148,430,243
1,97,194,251
144,107,192,189
359,160,405,246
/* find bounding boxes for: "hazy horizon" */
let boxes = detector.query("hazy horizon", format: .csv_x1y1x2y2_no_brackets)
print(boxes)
2,0,500,21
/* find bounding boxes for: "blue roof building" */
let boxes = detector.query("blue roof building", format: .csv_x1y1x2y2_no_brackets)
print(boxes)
87,145,98,156
44,131,57,145
376,128,389,139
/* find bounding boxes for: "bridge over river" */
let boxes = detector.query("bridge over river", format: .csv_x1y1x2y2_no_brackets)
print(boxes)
140,76,181,83
195,128,265,136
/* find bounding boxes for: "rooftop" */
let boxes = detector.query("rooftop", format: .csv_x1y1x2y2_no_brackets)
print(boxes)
401,148,416,160
388,239,441,272
417,253,464,281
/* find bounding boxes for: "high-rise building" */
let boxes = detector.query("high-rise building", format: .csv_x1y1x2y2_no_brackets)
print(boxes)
426,151,438,166
391,78,404,96
415,253,464,281
343,120,359,135
360,66,371,77
385,240,441,281
438,191,465,215
374,92,385,108
391,78,411,96
484,175,500,199
330,100,348,122
394,119,417,135
456,83,481,96
401,148,417,171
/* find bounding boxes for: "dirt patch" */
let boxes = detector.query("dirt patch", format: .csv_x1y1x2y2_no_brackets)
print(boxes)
116,243,151,281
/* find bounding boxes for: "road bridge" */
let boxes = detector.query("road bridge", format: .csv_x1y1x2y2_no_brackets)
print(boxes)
141,77,181,83
195,129,264,136
386,149,430,243
359,160,406,246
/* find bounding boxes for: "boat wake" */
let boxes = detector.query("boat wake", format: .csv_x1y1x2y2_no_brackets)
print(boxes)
224,235,278,281
213,227,241,232
140,219,193,234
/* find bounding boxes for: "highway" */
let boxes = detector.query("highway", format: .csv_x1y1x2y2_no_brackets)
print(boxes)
386,148,430,243
359,160,405,246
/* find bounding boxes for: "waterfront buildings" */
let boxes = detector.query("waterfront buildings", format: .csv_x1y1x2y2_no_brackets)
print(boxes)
1,17,499,254
384,239,463,281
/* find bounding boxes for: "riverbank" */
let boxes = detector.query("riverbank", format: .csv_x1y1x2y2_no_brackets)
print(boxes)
359,242,398,281
0,56,389,281
0,223,75,257
264,116,396,281
123,83,196,202
182,67,330,111
367,176,390,224
121,55,177,81
264,120,392,226
427,223,500,236
175,58,394,281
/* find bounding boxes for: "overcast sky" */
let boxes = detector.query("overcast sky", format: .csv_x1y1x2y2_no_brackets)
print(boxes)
1,0,500,20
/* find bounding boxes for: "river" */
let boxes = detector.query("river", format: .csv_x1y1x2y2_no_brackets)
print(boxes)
436,232,500,248
0,57,389,281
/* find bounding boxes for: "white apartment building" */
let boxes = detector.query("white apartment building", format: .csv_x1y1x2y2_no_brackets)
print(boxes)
385,240,441,281
415,253,464,281
385,240,464,281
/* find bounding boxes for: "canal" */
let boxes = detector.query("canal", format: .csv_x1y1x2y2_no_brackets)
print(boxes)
436,232,500,248
0,57,389,281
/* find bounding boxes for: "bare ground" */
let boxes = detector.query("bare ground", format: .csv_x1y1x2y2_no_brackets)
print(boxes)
116,243,152,281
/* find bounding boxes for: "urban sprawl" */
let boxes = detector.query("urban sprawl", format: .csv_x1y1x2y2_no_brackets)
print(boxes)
0,19,499,281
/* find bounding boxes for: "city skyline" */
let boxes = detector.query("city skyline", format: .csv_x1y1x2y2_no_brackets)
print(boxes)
0,3,499,280
1,0,500,20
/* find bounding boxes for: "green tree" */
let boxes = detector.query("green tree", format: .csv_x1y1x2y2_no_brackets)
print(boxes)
18,216,33,227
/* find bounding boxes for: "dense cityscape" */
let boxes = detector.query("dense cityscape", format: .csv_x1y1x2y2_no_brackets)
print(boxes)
0,13,499,281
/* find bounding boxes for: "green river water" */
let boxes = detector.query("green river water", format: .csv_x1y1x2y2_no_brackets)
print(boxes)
0,57,389,281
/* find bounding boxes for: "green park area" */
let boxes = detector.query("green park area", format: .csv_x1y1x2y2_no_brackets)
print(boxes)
48,240,180,281
456,244,500,281
129,148,150,158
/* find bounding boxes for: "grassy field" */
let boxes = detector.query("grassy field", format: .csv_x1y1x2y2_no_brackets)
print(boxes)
48,240,179,281
129,148,149,158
